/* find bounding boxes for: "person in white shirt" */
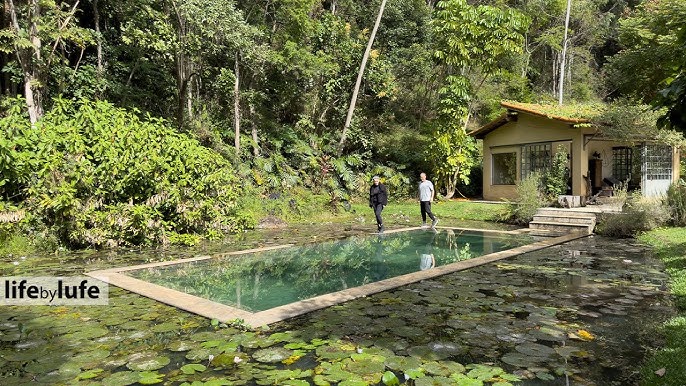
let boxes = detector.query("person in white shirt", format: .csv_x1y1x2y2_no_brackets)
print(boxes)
418,172,438,228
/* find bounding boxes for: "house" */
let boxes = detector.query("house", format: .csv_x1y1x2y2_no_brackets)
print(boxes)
469,101,681,201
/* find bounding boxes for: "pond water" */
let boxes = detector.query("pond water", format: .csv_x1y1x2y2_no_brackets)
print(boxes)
0,222,675,385
127,229,533,312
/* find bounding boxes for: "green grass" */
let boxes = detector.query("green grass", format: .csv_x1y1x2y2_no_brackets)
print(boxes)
637,227,686,386
306,199,508,226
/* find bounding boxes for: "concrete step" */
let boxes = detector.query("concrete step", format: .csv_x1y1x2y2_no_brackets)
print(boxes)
532,214,596,225
529,221,593,234
535,208,599,218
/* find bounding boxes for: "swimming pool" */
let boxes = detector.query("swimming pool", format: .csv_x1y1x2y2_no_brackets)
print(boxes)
87,227,586,326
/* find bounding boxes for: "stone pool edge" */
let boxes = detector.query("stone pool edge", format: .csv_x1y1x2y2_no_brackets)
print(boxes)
86,228,588,328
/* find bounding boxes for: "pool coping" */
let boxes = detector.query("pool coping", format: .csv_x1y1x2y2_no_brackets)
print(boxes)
86,227,588,327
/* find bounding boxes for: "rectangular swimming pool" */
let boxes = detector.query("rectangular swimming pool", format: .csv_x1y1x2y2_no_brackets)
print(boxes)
87,227,585,326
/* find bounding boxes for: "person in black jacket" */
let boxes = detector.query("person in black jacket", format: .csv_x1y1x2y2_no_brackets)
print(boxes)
369,175,388,233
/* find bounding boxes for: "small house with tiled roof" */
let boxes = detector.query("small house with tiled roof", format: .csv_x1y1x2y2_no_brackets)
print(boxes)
470,101,681,201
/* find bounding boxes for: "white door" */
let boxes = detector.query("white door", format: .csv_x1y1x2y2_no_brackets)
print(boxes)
642,144,673,196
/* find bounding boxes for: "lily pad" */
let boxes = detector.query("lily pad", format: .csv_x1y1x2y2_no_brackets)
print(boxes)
167,340,196,352
72,349,111,364
501,352,544,368
252,347,293,363
316,342,356,360
384,355,422,371
514,342,556,357
126,353,170,371
102,371,141,386
180,363,207,374
422,361,466,376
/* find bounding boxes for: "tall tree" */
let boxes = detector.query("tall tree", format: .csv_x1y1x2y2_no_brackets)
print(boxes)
432,0,529,198
338,0,387,154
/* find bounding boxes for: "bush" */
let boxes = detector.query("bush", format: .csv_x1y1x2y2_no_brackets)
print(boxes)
667,180,686,226
501,173,547,225
0,97,250,248
596,194,670,237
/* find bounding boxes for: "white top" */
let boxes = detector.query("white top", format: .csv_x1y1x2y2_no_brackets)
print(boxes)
420,254,434,270
419,180,434,202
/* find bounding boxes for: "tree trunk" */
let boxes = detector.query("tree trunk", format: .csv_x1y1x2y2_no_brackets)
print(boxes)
338,0,387,155
558,0,572,105
93,0,103,79
234,51,241,157
250,103,259,157
8,0,44,124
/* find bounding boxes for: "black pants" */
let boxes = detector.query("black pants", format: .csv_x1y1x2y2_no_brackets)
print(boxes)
420,201,435,222
373,203,384,227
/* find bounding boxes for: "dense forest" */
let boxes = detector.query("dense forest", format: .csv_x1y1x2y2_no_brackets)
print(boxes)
1,0,685,247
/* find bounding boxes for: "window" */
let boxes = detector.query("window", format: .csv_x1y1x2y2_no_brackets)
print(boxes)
644,145,672,181
612,147,632,182
521,143,551,179
492,153,516,185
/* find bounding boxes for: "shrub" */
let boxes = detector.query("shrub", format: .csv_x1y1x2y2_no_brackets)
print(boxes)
596,193,670,237
0,97,250,248
542,147,570,198
666,180,686,226
501,172,547,225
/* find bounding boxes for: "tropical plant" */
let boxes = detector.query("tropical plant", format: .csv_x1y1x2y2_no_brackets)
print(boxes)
666,180,686,226
0,97,250,247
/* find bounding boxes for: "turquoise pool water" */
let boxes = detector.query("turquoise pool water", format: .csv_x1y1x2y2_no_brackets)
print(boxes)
128,229,532,312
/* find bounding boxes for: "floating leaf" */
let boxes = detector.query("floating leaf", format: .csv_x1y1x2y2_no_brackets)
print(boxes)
252,347,293,363
76,368,103,380
180,363,206,375
382,370,400,386
138,371,164,385
101,370,139,386
126,353,170,371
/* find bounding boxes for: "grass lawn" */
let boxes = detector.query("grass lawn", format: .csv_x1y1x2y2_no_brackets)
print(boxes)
312,199,509,227
637,227,686,385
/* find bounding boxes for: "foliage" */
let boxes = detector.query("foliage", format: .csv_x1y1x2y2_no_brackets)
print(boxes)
666,180,686,226
502,173,547,225
596,194,670,238
0,97,250,248
638,227,686,386
594,100,686,147
607,0,686,133
430,0,529,197
542,146,570,198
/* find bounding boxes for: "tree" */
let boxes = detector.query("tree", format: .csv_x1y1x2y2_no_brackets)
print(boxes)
1,0,92,123
338,0,387,154
431,0,529,198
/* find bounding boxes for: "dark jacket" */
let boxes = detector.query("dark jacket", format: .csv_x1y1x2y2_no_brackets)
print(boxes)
369,183,388,206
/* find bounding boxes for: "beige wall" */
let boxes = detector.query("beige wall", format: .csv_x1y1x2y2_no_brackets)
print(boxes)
481,114,594,201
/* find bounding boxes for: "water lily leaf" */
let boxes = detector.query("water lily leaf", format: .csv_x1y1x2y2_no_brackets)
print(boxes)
501,352,542,367
338,381,368,386
101,371,139,386
138,371,164,385
189,331,223,342
384,355,422,371
210,352,249,368
315,362,360,383
185,347,218,362
76,368,103,380
407,345,450,361
168,340,196,352
72,349,111,364
343,356,385,377
268,332,295,343
466,364,506,381
180,363,207,375
382,370,400,386
282,380,309,386
514,342,556,357
126,353,170,371
422,361,465,376
536,372,556,381
415,375,460,386
316,343,356,360
118,321,149,330
252,347,293,363
150,322,179,333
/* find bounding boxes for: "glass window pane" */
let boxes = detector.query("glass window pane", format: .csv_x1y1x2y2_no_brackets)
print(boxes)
492,153,516,185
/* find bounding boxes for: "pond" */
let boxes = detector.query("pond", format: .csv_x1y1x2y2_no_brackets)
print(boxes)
0,222,675,385
116,228,533,314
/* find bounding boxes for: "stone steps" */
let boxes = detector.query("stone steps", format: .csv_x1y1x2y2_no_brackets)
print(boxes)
529,208,597,236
